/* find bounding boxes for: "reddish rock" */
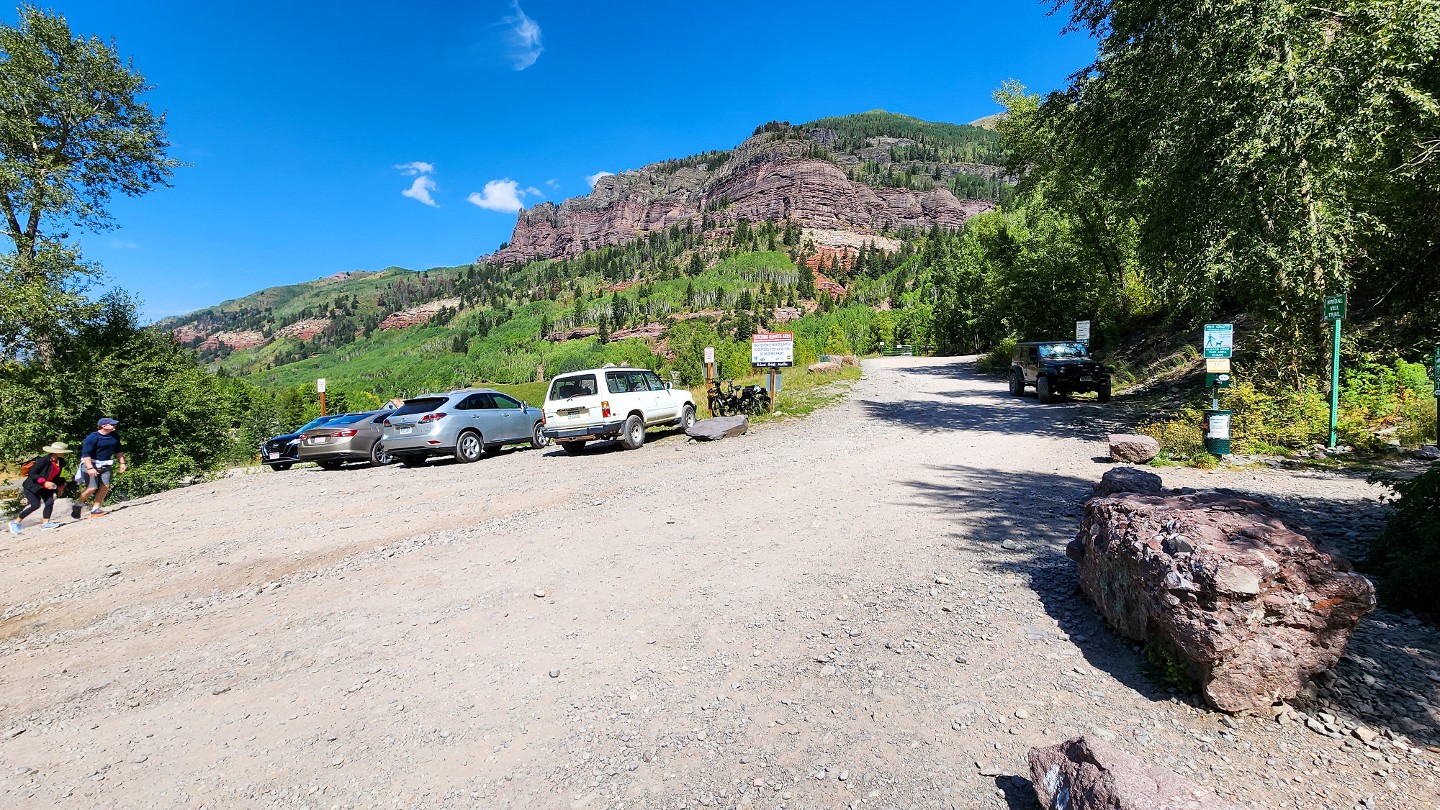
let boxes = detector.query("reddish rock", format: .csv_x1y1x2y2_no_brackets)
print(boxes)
377,298,461,331
546,326,600,342
1029,736,1240,810
772,306,805,323
1109,433,1161,463
198,330,266,352
1092,467,1163,498
1068,491,1375,713
609,323,665,341
686,415,748,441
276,318,331,341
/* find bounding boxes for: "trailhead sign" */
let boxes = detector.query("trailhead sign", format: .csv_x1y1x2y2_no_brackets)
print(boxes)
751,332,794,368
1203,324,1234,359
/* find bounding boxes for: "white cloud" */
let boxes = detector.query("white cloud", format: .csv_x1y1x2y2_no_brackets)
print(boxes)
525,186,543,198
545,178,560,189
466,179,531,213
501,2,543,70
402,175,438,207
394,161,435,176
586,170,614,188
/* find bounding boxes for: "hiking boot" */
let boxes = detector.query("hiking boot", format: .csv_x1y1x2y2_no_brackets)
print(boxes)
7,521,20,534
89,508,108,517
71,502,82,519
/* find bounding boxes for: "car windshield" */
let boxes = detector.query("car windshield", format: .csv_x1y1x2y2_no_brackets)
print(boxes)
550,375,598,399
295,415,341,433
326,412,371,426
393,397,447,416
1038,342,1090,359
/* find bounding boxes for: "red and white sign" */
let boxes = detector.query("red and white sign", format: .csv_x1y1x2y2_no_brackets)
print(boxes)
751,332,794,368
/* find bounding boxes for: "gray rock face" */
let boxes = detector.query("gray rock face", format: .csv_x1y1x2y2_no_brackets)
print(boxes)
1412,444,1440,461
1108,433,1161,463
1029,736,1240,810
686,416,748,441
1092,467,1163,498
1067,491,1375,713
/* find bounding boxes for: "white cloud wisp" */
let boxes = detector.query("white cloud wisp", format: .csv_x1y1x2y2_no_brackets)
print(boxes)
585,170,614,188
466,179,534,213
401,175,438,207
502,2,543,70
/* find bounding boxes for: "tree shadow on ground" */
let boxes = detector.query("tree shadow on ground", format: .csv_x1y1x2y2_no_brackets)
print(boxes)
900,462,1440,745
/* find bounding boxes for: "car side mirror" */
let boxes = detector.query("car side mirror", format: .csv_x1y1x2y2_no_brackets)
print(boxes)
665,382,672,389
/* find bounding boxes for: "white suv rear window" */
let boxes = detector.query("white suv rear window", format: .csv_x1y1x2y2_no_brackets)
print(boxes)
550,375,598,399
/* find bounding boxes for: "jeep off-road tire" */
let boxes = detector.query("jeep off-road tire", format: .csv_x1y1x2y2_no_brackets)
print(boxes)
531,422,551,449
560,440,586,455
1036,376,1054,404
620,415,646,450
677,404,696,431
369,442,395,467
455,431,484,463
1097,381,1112,403
1009,369,1025,396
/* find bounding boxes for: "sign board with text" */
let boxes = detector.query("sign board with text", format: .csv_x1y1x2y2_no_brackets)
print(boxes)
751,332,794,368
1075,320,1091,344
1324,293,1347,321
1203,324,1234,359
704,346,715,365
1205,357,1232,374
316,378,327,393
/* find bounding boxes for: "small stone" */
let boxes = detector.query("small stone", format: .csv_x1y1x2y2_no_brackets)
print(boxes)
533,589,546,598
1089,726,1117,741
1014,708,1029,719
103,567,121,578
330,757,343,766
934,576,952,585
210,686,230,695
2,728,24,739
548,669,560,679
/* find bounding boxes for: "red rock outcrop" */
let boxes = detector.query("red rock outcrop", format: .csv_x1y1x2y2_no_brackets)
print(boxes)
199,330,266,352
486,130,996,266
276,318,330,341
1068,487,1375,713
377,298,461,331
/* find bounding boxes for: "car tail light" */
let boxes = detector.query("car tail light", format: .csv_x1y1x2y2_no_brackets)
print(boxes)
420,412,447,423
332,429,358,437
383,419,391,427
602,400,611,418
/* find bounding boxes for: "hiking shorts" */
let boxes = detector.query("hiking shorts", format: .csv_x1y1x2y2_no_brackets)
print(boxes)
81,466,114,488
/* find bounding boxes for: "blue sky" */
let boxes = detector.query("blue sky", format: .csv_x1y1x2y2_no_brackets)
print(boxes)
32,1,1096,320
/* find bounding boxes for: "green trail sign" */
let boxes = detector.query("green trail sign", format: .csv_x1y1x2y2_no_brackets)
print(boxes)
1324,293,1346,321
1203,323,1234,359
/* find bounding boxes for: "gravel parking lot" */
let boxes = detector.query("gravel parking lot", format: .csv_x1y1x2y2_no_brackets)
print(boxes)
1,356,1436,808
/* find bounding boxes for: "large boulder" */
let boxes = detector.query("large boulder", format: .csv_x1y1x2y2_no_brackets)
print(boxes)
686,415,748,441
1067,490,1375,713
1108,433,1161,463
1092,466,1163,498
1029,736,1240,810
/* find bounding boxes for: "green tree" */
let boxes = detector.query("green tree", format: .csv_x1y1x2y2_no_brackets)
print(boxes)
0,6,178,360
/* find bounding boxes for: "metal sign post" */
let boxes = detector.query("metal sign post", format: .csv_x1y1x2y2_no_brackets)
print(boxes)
1324,294,1346,448
1202,325,1235,455
317,377,328,416
1432,345,1439,444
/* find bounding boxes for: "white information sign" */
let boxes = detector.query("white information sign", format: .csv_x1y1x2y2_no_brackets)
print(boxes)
751,332,794,368
704,346,715,365
1076,320,1091,344
1203,324,1234,359
316,378,327,393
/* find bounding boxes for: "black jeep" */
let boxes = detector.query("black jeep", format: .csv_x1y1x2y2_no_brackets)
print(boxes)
1009,341,1112,404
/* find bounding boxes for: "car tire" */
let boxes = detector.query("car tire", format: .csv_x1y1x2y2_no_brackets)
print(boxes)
369,441,395,467
1009,369,1025,396
560,440,586,455
268,462,293,472
455,430,483,463
677,404,696,430
399,455,427,468
531,422,551,449
317,460,344,471
619,415,646,450
1036,376,1054,404
1098,381,1112,403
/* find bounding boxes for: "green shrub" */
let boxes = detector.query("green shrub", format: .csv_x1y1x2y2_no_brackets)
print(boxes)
975,337,1016,374
1367,465,1440,614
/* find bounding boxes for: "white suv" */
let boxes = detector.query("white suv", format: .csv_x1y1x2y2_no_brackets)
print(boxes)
542,367,697,454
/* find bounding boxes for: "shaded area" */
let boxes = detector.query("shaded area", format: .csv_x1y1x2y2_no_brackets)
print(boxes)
901,461,1440,745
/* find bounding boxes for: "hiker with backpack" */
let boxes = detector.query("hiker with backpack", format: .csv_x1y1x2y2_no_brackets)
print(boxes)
9,441,73,534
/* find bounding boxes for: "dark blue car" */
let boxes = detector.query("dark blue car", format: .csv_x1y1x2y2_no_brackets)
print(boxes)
260,414,349,471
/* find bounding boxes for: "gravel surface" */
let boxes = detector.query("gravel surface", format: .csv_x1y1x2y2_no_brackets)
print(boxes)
1,355,1436,809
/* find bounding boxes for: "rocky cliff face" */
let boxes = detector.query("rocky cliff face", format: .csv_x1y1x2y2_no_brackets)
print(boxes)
487,128,997,265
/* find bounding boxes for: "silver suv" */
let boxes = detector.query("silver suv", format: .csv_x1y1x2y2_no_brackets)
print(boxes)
382,388,547,467
541,367,696,454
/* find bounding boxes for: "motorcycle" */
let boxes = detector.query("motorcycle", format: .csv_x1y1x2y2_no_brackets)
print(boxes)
707,379,770,416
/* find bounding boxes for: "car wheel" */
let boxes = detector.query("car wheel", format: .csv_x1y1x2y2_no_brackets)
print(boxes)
455,430,484,463
1009,369,1025,396
317,460,344,471
619,415,646,450
1036,376,1054,404
369,441,395,467
399,455,427,468
1098,381,1112,403
531,422,551,449
560,440,587,455
678,404,696,430
268,462,293,472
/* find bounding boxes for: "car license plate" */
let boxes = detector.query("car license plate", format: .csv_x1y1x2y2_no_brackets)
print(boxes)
396,426,412,434
559,407,584,416
261,448,271,458
1080,375,1093,382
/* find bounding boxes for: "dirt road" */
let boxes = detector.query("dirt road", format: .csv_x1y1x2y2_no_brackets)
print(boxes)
2,356,1436,808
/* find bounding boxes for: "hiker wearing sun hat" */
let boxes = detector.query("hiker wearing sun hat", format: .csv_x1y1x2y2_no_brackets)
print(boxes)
75,417,126,518
9,441,73,534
